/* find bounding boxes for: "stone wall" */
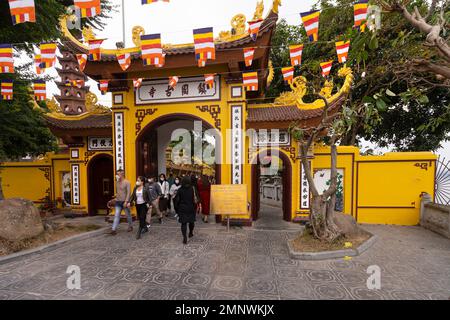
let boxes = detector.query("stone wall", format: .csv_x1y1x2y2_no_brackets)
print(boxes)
420,193,450,239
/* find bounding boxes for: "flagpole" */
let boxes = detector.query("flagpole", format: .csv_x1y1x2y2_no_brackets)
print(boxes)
122,0,126,46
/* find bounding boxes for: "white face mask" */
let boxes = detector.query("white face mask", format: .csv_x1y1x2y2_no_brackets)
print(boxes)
136,181,142,186
115,175,120,181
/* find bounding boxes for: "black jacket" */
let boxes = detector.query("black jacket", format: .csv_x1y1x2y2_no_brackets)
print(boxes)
129,186,151,205
174,186,197,224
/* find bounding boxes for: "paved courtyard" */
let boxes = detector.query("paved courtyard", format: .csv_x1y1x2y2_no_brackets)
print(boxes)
0,212,449,300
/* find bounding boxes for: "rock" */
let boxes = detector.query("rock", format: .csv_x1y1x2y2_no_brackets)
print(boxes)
333,212,361,236
0,198,44,241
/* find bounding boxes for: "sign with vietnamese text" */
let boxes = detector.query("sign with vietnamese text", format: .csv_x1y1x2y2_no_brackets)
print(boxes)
210,184,247,216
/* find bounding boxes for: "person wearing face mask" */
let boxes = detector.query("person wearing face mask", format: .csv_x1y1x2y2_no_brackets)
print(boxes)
158,173,170,219
127,176,151,239
109,169,132,235
147,177,163,224
169,177,181,217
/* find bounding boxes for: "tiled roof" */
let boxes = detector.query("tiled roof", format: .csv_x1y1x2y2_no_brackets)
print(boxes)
44,114,112,130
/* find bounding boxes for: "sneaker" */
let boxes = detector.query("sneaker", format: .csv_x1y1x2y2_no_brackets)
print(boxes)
146,224,151,229
188,233,194,238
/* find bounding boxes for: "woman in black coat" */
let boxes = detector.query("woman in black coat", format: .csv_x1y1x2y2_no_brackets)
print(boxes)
174,176,198,244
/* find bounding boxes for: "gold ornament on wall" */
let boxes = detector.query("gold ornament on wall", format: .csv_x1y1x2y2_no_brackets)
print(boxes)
82,26,95,42
85,92,111,114
132,26,145,47
272,0,282,14
253,1,264,20
267,60,274,86
218,14,247,41
46,97,63,114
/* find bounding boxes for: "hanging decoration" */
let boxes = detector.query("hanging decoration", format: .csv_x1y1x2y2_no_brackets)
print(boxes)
335,41,350,63
133,78,143,89
141,33,164,67
76,54,88,72
169,76,179,89
99,80,108,94
248,19,263,41
300,10,320,42
0,44,14,74
354,0,369,32
289,44,303,66
1,80,13,100
243,47,256,67
242,72,258,91
320,61,333,77
88,39,105,61
8,0,36,25
204,74,215,89
142,0,169,4
116,52,131,71
65,79,85,88
282,66,294,84
33,80,46,101
40,43,57,69
74,0,101,18
34,54,43,75
193,27,215,67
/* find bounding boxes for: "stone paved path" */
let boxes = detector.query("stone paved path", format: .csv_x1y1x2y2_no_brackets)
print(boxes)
0,213,449,300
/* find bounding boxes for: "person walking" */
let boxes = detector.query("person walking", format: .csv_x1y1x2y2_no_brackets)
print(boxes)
110,169,132,235
127,176,151,239
167,173,174,212
169,176,181,217
147,177,163,224
190,175,201,216
197,175,211,223
158,173,170,218
174,176,199,244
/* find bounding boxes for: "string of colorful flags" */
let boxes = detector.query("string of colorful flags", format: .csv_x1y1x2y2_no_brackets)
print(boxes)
1,0,369,100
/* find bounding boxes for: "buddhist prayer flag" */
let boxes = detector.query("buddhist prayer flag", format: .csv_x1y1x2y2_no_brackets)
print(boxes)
354,0,369,32
99,80,108,94
34,54,42,74
33,80,46,101
65,79,85,88
204,74,215,89
289,44,303,66
116,52,131,71
133,78,143,89
243,72,258,91
140,34,163,66
76,54,87,72
141,0,169,4
40,43,57,69
88,39,104,61
335,41,350,63
320,61,333,77
1,80,13,100
300,10,320,42
248,19,263,41
0,44,14,74
156,53,166,68
169,76,179,89
282,66,294,84
8,0,36,25
74,0,101,18
193,27,215,67
243,47,255,67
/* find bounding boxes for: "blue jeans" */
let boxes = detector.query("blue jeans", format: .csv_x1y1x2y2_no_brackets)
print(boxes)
112,201,132,231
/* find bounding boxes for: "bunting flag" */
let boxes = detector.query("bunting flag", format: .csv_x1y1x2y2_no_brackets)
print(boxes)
133,78,143,89
156,53,166,68
320,61,333,77
65,79,85,88
76,54,87,72
8,0,36,25
243,47,255,67
34,54,43,74
99,80,108,94
74,0,101,18
204,74,215,89
88,39,104,61
248,19,263,41
354,0,369,32
140,34,163,67
300,10,320,42
193,27,215,67
289,44,303,66
33,80,46,101
116,52,131,71
1,80,13,100
40,43,57,69
0,44,14,74
142,0,169,4
169,76,179,89
242,72,258,91
335,41,350,63
282,67,294,85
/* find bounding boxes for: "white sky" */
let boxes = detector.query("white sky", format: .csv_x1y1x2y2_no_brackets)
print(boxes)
21,0,450,158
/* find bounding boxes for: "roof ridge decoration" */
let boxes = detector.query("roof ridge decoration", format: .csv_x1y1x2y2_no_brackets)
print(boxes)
273,66,353,110
45,92,111,120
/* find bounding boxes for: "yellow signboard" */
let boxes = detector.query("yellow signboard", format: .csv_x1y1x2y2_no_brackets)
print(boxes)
210,184,247,216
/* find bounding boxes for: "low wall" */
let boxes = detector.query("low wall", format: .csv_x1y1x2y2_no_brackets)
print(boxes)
420,194,450,239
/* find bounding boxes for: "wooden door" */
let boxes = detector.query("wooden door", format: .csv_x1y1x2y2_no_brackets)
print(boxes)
88,156,114,215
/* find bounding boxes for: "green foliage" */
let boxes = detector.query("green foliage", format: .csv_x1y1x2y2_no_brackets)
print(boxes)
269,0,450,151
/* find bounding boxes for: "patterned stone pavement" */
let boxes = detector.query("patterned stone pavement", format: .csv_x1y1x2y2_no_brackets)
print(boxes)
0,213,449,300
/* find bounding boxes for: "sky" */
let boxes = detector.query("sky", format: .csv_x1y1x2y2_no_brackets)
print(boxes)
26,0,450,159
